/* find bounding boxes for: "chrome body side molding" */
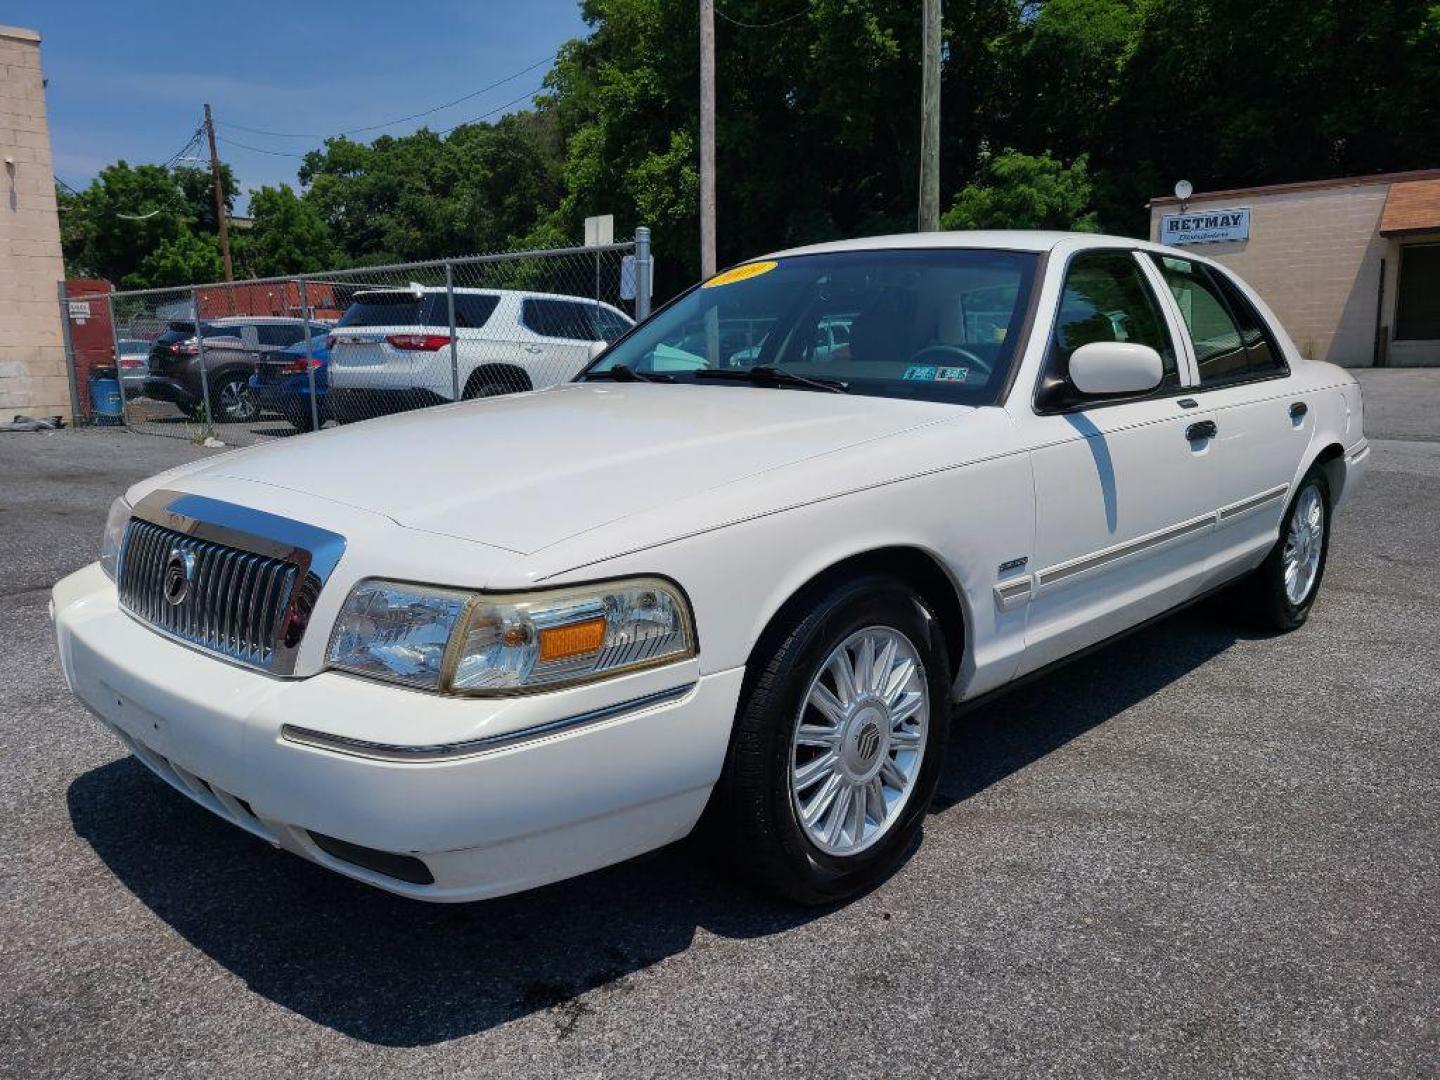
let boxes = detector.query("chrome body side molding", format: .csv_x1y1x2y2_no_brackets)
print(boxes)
280,683,696,763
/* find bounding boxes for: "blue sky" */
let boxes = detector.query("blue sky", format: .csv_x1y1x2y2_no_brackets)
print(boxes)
10,0,589,211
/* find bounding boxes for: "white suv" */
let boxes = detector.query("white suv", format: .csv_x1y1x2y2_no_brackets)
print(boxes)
327,286,633,422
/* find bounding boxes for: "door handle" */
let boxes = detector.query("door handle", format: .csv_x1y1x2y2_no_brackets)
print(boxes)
1185,420,1218,441
1289,401,1308,419
523,345,543,354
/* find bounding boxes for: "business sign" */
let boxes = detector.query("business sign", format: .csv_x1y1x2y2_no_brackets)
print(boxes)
1160,206,1250,246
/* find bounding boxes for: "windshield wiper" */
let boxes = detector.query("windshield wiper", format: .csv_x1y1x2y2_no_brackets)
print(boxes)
692,365,849,394
586,364,674,383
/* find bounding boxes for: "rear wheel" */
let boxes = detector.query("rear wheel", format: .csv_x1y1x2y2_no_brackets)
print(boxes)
717,575,950,904
1240,465,1331,631
211,373,258,424
462,367,530,400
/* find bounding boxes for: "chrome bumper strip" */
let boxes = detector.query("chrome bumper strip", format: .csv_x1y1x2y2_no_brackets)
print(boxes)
280,683,696,763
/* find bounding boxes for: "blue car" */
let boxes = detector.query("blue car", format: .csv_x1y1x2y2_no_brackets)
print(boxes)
250,332,330,431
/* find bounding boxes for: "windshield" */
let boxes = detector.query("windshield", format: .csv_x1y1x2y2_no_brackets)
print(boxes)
583,248,1037,404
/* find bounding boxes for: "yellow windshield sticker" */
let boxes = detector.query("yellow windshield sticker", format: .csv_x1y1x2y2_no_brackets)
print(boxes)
702,260,778,288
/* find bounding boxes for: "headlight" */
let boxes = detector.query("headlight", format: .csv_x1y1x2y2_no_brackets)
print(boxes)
326,581,470,690
99,496,132,580
327,576,695,695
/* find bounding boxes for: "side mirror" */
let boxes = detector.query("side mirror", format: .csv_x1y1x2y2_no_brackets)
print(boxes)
1068,341,1163,396
239,326,261,351
587,340,607,362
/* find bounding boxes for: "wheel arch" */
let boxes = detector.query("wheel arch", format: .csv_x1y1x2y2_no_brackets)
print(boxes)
742,545,969,700
1310,440,1347,504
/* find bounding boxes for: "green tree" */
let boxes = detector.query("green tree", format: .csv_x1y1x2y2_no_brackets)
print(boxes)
244,183,337,276
942,151,1099,231
124,228,223,289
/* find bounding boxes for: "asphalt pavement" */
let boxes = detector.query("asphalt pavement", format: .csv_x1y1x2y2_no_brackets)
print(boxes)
1,371,1436,1078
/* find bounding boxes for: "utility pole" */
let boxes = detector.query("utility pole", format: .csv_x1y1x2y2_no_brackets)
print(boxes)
699,0,716,278
203,103,234,282
918,0,941,232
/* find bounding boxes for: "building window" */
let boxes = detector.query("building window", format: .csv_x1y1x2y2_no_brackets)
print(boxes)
1396,244,1440,340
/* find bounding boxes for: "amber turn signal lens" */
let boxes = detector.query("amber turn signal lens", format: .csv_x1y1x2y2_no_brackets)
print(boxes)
537,617,607,662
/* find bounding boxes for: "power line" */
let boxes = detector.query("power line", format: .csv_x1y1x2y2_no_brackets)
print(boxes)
715,3,809,29
217,84,545,157
434,85,546,134
221,55,555,140
217,135,308,158
161,125,206,170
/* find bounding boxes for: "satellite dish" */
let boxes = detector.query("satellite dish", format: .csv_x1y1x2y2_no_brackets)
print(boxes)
1174,179,1193,201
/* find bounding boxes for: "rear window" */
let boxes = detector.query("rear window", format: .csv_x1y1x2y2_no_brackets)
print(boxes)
158,321,223,342
338,292,449,328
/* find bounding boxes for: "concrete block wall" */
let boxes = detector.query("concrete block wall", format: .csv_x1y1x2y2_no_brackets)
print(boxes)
0,25,70,419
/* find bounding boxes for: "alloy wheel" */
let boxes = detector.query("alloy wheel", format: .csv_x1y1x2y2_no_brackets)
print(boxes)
1282,483,1325,605
790,625,929,857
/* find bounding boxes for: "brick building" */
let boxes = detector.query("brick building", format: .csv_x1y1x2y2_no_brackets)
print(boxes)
0,25,69,418
1149,170,1440,368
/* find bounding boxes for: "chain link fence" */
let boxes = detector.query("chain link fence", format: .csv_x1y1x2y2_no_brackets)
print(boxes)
61,233,651,446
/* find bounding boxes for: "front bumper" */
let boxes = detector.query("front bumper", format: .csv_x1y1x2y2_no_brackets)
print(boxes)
52,563,741,902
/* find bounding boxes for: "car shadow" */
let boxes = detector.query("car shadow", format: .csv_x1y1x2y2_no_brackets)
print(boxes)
66,598,1246,1047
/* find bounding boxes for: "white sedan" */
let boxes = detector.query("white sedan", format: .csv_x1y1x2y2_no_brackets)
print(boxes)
52,231,1369,904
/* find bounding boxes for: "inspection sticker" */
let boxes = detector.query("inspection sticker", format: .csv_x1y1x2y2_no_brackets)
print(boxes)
903,365,936,381
702,260,778,288
934,366,970,383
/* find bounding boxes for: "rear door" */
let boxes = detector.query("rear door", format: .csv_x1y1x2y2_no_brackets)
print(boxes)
518,297,603,387
1019,248,1219,673
1146,254,1309,587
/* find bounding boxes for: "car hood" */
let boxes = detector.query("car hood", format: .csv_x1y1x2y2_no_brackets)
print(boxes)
180,382,965,554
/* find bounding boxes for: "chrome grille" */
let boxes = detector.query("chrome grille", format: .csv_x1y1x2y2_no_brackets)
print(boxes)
118,518,302,669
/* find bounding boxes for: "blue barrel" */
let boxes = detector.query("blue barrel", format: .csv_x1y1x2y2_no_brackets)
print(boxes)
90,367,124,425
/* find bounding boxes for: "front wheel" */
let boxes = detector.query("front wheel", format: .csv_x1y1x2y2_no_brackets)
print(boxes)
1241,465,1332,631
716,575,950,904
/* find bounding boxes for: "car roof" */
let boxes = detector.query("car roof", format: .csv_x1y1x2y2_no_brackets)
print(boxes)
208,315,312,324
764,229,1185,260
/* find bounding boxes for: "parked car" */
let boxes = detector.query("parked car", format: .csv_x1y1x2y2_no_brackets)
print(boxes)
53,232,1369,906
249,331,331,432
144,317,329,423
115,338,152,397
326,286,633,422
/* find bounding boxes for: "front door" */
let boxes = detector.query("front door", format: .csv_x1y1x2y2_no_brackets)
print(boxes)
1019,249,1218,674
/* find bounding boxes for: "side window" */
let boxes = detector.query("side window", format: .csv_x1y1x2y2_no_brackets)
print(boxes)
1207,268,1287,376
1150,255,1255,385
453,293,499,329
523,299,593,341
1041,250,1178,407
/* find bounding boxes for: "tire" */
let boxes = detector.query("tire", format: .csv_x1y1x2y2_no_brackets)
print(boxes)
462,368,530,400
716,574,951,904
210,373,259,424
465,382,508,399
1242,465,1332,631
